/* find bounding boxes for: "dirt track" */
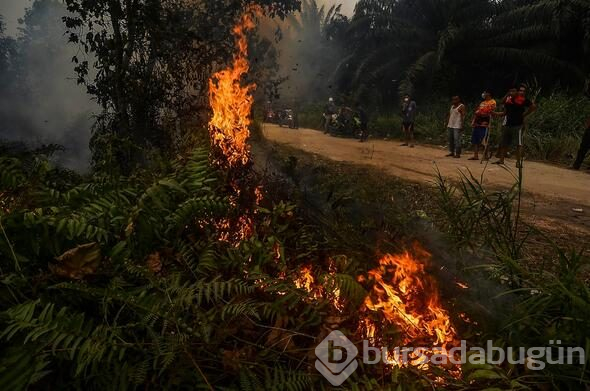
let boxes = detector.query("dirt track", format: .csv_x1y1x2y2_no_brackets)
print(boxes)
261,124,590,241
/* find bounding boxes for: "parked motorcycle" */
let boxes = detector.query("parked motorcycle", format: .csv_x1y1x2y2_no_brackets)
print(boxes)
278,109,298,129
326,108,361,138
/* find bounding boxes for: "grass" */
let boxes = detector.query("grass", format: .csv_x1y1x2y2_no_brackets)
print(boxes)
258,138,590,388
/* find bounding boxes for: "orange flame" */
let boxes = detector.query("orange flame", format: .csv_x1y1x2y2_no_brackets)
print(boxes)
294,264,344,312
206,7,263,245
360,248,460,371
208,6,261,168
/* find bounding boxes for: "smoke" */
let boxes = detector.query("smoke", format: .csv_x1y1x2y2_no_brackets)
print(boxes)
258,1,355,105
0,0,94,171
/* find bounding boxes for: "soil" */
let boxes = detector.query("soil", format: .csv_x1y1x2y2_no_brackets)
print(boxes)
261,124,590,247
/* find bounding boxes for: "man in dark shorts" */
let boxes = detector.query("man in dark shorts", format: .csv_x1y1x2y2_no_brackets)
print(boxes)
355,102,369,142
401,94,417,147
493,85,536,166
572,117,590,170
469,90,496,160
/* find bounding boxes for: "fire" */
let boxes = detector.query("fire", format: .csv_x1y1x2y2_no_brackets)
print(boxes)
206,7,263,245
360,248,460,370
208,6,260,168
294,264,344,312
294,265,315,292
206,6,463,380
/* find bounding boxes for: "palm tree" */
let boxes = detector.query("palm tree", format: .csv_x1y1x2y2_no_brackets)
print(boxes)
286,0,344,40
278,0,348,101
338,0,587,104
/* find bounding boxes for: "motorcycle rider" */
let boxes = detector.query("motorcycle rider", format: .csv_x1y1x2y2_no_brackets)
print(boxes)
323,97,338,134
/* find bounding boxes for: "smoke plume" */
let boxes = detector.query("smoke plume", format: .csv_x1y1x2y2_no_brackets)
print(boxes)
0,0,94,171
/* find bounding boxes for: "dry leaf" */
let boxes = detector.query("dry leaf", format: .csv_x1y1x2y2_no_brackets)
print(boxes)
146,252,162,274
50,242,101,280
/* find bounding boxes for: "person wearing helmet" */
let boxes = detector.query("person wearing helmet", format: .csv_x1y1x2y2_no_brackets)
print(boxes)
323,97,338,134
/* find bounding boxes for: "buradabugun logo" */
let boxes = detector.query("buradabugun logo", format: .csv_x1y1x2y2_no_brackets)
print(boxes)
315,330,358,386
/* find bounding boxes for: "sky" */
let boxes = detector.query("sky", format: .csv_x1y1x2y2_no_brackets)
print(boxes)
0,0,31,35
0,0,359,36
329,0,357,16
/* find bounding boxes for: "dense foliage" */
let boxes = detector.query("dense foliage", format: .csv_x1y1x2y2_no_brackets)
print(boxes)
0,144,373,389
1,0,589,389
57,0,300,172
330,0,590,105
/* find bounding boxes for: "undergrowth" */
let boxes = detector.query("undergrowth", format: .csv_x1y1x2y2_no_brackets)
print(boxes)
1,132,589,390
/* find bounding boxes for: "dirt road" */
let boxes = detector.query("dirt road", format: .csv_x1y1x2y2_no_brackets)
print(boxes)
262,124,589,206
261,124,590,242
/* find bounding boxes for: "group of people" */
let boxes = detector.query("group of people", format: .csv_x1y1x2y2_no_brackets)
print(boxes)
322,89,590,170
445,85,536,165
401,85,537,166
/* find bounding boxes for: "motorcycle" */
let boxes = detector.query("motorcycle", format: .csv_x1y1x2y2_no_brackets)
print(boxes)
326,108,361,138
278,109,298,129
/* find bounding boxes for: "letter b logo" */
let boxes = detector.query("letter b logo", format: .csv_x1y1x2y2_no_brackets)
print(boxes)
315,330,358,386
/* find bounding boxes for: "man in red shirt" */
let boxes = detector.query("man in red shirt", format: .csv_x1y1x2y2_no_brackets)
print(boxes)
493,85,537,166
469,90,496,160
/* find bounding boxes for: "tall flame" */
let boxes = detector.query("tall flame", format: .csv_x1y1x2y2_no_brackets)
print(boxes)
207,7,263,245
208,7,260,168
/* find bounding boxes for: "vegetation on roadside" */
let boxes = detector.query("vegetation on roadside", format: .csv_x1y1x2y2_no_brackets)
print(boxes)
0,143,357,389
258,141,590,390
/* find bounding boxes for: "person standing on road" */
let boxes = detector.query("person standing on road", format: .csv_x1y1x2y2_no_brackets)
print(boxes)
355,102,369,142
572,117,590,170
469,90,496,160
401,94,417,147
445,96,466,158
493,85,536,166
323,97,337,134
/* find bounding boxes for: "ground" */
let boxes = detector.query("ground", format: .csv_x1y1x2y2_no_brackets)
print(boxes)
261,124,590,248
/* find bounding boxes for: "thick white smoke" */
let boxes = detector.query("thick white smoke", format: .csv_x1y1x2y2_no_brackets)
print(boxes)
0,0,94,171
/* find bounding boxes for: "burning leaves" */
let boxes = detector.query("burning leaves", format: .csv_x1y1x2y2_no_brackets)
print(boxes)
358,248,461,373
206,6,263,245
206,6,463,383
293,248,462,376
